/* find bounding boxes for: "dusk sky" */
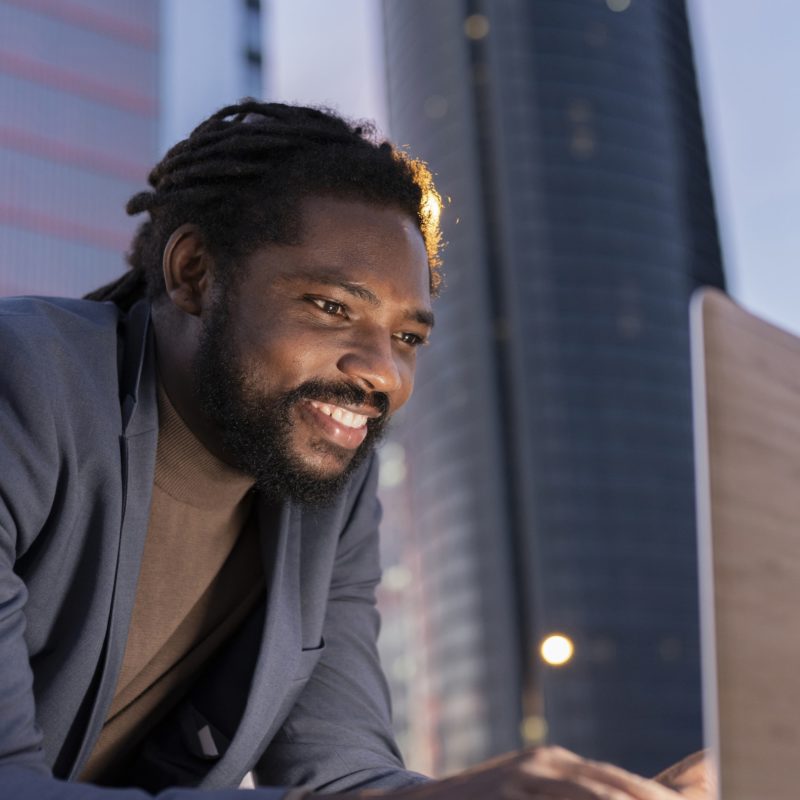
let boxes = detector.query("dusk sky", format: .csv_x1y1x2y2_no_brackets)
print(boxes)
269,0,800,337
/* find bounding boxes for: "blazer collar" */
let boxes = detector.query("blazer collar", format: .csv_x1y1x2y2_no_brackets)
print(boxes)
201,496,303,789
68,299,160,778
119,299,157,436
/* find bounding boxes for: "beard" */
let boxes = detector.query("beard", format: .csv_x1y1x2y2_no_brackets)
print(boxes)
192,293,390,507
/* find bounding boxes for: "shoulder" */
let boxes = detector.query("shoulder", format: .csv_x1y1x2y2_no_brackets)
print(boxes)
0,295,120,341
0,297,129,455
0,296,122,390
0,298,139,553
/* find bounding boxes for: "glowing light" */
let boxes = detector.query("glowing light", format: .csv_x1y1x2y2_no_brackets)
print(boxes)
421,191,442,228
540,634,575,666
521,715,549,745
606,0,631,11
383,564,413,592
464,14,490,40
378,442,407,488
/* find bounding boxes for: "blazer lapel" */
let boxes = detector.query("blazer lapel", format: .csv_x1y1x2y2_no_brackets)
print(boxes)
201,497,302,789
68,301,159,778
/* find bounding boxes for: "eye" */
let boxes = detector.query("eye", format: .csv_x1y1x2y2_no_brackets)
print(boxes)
309,297,348,318
395,331,428,348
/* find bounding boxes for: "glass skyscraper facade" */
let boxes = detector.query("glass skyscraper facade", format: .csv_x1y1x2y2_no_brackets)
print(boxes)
0,0,159,298
380,0,725,777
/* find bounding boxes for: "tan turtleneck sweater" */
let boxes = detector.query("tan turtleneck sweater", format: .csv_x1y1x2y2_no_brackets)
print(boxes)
81,385,264,783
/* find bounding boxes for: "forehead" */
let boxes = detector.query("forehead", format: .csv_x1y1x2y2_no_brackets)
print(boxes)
249,195,432,304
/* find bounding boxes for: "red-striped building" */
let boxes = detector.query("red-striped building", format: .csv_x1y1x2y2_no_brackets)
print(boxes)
0,0,159,297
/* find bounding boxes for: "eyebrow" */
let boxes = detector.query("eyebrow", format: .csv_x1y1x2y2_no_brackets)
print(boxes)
280,270,435,329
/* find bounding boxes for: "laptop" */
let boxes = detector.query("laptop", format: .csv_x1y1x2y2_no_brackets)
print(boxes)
691,288,800,800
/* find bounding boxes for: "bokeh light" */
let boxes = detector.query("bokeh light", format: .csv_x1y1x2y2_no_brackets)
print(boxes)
540,634,575,666
464,14,490,40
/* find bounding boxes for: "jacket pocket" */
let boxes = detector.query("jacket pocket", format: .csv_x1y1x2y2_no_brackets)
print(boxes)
294,637,325,682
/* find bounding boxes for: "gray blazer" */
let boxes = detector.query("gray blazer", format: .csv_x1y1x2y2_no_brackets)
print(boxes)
0,297,425,798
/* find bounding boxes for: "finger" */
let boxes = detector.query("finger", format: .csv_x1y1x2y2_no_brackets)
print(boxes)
653,750,708,784
504,790,590,800
519,748,684,800
519,746,599,777
653,750,715,796
504,793,577,800
524,746,586,765
510,771,636,800
536,757,683,800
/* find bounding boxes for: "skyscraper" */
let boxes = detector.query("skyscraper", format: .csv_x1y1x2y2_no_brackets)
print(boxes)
0,0,268,298
381,0,725,776
0,0,159,297
160,0,266,151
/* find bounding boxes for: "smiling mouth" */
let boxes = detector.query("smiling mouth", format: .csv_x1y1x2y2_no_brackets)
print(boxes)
307,400,370,429
298,398,380,451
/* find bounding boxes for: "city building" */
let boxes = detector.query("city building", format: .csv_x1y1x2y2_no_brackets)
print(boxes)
160,0,266,151
0,0,267,298
0,0,159,297
380,0,725,777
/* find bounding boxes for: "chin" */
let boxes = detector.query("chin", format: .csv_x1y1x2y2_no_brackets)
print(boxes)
238,420,379,507
256,446,362,508
301,438,357,477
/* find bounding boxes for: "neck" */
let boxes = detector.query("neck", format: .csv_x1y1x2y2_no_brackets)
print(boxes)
151,301,235,467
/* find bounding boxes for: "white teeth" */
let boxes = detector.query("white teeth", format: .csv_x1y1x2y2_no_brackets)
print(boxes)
310,401,367,429
331,407,367,429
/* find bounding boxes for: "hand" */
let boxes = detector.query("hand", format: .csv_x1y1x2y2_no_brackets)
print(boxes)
500,746,689,799
653,750,716,799
324,746,698,799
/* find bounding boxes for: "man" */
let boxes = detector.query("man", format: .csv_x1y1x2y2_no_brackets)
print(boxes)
0,101,709,799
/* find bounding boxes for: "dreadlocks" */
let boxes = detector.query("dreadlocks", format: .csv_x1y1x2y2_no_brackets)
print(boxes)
85,100,443,311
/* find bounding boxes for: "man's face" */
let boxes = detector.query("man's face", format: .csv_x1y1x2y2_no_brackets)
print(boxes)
193,195,433,505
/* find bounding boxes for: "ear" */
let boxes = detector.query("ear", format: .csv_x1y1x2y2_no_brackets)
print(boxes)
162,224,214,316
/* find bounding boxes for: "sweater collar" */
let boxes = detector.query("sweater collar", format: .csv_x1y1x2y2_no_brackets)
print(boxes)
154,382,255,509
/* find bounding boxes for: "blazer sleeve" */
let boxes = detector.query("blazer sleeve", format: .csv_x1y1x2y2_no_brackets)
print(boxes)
254,456,430,794
0,310,295,800
0,336,58,786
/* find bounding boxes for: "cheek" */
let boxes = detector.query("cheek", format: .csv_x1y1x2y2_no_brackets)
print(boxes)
239,334,334,391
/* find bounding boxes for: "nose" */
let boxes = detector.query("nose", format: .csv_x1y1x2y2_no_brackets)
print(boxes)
337,332,404,396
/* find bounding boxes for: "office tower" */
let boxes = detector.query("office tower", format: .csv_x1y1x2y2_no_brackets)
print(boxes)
0,0,159,297
161,0,266,151
381,0,725,776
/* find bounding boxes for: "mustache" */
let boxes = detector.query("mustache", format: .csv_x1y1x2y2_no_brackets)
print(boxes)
288,379,390,419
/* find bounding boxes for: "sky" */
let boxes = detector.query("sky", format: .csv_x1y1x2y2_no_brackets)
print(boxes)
688,0,800,336
269,0,389,136
266,0,800,338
